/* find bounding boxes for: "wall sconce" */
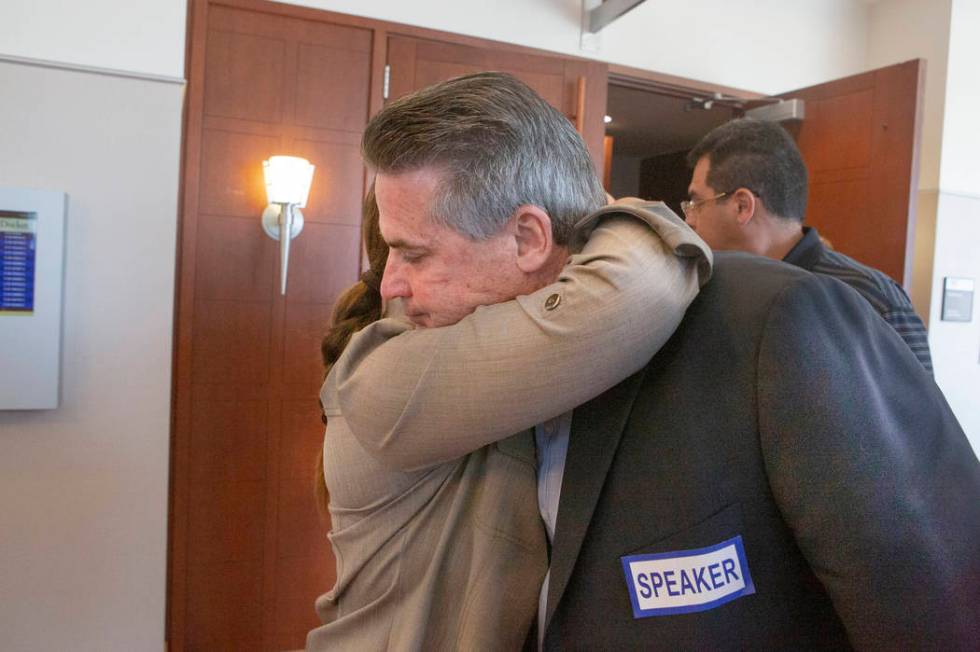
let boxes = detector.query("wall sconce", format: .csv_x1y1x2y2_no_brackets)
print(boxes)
261,155,315,295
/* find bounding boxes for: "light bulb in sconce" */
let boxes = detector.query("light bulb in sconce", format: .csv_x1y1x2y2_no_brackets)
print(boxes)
263,155,315,206
261,156,315,295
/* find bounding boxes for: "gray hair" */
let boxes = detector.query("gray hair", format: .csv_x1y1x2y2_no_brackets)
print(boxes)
687,118,808,221
361,72,606,244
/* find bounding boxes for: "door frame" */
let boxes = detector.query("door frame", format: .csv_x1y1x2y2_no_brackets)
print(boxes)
608,62,765,101
602,62,762,202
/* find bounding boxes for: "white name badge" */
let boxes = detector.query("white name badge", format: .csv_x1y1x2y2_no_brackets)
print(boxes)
621,535,755,618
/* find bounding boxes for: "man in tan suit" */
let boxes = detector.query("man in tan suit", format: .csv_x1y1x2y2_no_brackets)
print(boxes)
309,72,710,650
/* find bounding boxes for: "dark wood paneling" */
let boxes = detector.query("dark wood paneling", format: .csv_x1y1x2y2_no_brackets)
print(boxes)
280,223,362,303
190,300,273,386
869,61,925,286
204,29,287,122
277,401,330,560
290,135,364,225
796,89,874,172
189,399,269,486
806,178,872,261
783,59,923,286
392,37,567,109
295,44,372,131
386,34,609,172
282,301,336,395
194,216,278,301
411,60,566,112
198,129,280,217
185,559,265,648
188,479,267,564
274,555,335,649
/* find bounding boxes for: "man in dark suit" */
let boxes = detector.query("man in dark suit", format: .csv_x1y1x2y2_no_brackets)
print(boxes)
682,118,933,372
543,251,980,649
331,73,980,649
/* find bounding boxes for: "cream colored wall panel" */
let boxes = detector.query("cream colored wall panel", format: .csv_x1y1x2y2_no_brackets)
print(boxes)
939,0,980,194
291,0,870,94
930,191,980,452
0,0,185,78
0,60,181,651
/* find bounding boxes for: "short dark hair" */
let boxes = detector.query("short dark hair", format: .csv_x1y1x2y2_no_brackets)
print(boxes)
687,118,808,221
362,72,606,245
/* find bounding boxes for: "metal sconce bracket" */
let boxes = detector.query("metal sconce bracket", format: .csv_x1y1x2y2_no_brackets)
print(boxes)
261,202,304,295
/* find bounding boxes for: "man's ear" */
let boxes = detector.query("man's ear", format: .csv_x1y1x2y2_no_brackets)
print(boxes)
733,188,758,226
511,204,555,273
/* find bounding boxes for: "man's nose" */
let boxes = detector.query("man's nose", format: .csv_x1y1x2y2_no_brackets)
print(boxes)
379,256,409,300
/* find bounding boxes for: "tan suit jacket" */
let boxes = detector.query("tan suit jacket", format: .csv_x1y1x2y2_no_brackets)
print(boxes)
307,202,711,651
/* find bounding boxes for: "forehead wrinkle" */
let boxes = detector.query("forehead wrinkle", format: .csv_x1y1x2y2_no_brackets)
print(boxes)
377,167,442,210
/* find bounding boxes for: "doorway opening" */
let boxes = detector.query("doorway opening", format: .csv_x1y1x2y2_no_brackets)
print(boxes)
604,74,745,216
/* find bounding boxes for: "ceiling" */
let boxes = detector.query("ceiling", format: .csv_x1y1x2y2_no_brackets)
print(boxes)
605,83,739,158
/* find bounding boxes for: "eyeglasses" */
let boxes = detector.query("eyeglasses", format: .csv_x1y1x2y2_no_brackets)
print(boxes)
680,192,730,216
680,189,760,217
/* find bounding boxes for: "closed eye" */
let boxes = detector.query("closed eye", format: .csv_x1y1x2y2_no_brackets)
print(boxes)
396,248,428,264
384,236,430,263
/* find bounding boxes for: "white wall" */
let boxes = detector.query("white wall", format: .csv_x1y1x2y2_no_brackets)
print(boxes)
0,0,186,78
293,0,870,94
0,0,873,97
599,0,870,94
938,0,980,195
930,0,980,452
867,0,951,192
0,62,182,651
929,192,980,449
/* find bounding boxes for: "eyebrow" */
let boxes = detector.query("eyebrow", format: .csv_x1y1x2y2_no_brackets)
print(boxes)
385,238,430,252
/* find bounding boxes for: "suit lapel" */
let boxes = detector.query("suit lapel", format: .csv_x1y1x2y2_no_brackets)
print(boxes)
545,367,649,628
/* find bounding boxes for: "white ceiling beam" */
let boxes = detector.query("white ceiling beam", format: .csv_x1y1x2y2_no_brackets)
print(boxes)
586,0,649,33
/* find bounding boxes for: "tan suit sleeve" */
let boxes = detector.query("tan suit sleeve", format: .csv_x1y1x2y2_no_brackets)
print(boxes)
328,202,712,471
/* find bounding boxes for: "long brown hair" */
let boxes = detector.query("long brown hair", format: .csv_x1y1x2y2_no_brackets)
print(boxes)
315,186,388,515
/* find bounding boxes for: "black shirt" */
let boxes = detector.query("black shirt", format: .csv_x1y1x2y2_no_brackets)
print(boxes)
783,226,933,372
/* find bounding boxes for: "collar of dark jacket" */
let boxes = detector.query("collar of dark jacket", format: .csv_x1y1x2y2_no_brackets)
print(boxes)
782,226,823,271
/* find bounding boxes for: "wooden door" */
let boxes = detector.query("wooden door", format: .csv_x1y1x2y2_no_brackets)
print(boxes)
386,35,609,171
169,2,374,649
780,59,924,286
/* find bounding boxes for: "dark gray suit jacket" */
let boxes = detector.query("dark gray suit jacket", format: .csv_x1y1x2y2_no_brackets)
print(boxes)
544,253,980,650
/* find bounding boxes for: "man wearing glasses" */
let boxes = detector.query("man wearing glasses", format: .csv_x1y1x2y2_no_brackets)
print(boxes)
683,118,933,372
